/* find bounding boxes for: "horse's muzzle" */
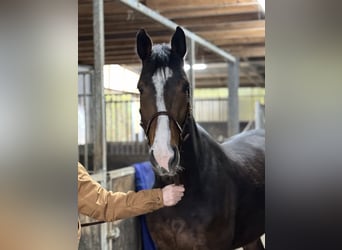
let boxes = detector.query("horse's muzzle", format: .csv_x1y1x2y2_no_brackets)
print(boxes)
150,146,180,176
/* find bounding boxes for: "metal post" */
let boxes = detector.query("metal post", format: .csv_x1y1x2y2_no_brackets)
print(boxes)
228,58,240,137
82,74,88,170
93,0,107,249
93,0,107,174
188,39,195,107
255,101,265,129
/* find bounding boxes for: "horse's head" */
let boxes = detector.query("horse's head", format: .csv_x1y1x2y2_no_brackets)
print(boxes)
136,27,190,177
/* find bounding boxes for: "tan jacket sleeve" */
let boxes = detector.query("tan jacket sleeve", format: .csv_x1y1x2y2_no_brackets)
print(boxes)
78,162,164,221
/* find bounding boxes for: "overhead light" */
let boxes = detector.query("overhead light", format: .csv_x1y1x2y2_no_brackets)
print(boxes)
184,63,207,71
257,0,265,12
193,63,207,70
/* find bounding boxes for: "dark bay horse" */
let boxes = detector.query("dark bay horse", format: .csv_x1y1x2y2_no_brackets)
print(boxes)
136,27,265,250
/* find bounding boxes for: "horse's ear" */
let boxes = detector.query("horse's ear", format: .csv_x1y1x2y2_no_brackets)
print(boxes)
136,29,152,61
171,26,186,58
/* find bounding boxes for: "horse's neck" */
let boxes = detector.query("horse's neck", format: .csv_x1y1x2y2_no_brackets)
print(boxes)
178,116,208,180
180,116,237,185
182,116,202,159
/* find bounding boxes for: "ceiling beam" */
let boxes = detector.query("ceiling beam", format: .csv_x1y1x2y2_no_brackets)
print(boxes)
145,0,257,12
160,4,260,19
118,0,236,63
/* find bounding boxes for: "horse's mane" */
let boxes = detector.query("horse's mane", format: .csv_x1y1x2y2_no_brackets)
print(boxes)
150,44,171,68
147,43,184,72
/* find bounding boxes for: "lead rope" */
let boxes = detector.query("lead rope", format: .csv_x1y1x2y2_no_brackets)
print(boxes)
81,220,106,227
173,173,182,185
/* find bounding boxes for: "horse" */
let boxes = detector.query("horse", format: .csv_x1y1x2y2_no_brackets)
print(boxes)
136,26,265,250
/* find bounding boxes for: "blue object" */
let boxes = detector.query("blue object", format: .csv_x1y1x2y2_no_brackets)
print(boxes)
134,161,157,250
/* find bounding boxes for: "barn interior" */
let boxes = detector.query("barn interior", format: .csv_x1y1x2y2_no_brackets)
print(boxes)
78,1,265,247
78,0,265,168
79,0,265,87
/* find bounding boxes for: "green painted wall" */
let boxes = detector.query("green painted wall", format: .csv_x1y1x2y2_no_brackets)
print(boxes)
194,87,265,121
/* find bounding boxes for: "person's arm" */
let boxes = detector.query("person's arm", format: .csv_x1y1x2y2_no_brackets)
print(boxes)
78,163,184,221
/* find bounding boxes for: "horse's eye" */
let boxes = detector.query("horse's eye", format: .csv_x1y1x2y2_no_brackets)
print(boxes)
138,86,144,94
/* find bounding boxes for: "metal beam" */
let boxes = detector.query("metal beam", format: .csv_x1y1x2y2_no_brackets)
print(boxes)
119,0,236,63
228,58,240,137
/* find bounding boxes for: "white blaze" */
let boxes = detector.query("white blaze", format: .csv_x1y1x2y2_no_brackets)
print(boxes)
151,67,174,171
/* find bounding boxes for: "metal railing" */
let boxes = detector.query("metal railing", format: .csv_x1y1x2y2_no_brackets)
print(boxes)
79,94,264,142
78,70,94,169
78,88,264,160
105,94,143,142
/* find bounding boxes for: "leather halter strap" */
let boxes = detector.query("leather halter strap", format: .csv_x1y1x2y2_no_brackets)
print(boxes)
141,103,191,145
145,111,182,137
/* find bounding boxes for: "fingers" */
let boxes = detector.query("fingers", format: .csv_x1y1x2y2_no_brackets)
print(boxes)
171,184,185,191
161,184,185,207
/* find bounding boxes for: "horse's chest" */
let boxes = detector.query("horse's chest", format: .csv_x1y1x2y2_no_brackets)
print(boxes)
146,206,233,250
146,215,209,250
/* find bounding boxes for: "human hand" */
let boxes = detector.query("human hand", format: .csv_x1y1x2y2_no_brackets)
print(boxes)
161,184,185,206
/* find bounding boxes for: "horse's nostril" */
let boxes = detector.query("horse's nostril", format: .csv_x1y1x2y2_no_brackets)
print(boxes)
149,150,158,167
149,148,181,176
